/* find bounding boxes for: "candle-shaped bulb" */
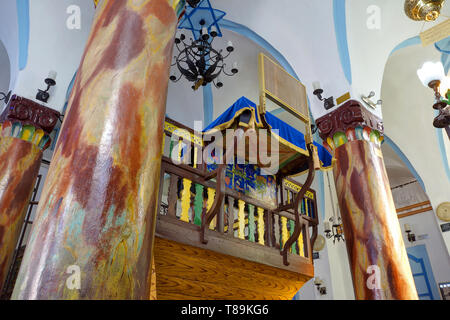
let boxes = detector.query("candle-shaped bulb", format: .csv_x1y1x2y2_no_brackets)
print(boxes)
48,71,57,81
210,25,218,37
313,81,321,91
227,41,234,52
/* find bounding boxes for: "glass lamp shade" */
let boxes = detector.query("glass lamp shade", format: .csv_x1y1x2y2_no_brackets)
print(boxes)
417,61,445,87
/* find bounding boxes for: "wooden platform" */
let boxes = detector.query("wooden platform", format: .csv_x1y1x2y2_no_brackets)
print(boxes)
154,237,312,300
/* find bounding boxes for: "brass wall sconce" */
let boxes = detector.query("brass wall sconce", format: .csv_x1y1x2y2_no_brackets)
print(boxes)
361,91,383,110
313,81,335,110
36,71,57,103
314,277,327,296
404,223,416,243
404,0,446,22
0,90,11,104
417,61,450,137
324,216,345,244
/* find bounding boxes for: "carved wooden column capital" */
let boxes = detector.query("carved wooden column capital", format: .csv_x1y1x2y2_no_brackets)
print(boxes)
315,100,384,152
0,95,60,150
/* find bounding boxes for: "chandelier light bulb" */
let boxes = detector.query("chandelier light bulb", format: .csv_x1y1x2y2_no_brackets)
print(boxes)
227,41,234,52
210,26,218,37
232,62,238,74
417,61,445,87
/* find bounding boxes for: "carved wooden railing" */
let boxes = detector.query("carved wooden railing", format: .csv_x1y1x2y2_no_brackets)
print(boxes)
156,118,319,272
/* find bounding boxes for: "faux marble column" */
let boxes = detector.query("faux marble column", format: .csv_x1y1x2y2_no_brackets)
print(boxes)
316,100,418,300
12,0,185,300
0,96,59,292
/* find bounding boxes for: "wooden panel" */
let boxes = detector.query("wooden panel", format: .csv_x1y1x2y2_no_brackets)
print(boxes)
156,215,314,275
154,237,309,300
260,54,308,120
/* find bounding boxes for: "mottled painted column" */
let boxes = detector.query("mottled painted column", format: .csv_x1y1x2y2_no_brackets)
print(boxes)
316,100,418,300
12,0,185,300
0,96,60,292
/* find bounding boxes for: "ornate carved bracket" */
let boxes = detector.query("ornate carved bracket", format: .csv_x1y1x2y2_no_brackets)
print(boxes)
0,95,61,150
1,95,60,134
315,100,384,152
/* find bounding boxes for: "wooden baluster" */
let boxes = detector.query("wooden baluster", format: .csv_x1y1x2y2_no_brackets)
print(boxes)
237,200,245,240
289,220,297,255
192,145,203,226
167,175,178,218
218,197,225,234
304,198,309,218
227,196,235,237
257,207,265,245
299,225,305,257
265,210,273,247
180,178,192,223
281,216,289,249
207,188,216,230
193,184,204,226
248,204,256,242
274,214,280,249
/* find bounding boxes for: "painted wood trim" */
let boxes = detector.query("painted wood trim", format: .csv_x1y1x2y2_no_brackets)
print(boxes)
398,206,433,219
396,201,431,213
156,215,314,276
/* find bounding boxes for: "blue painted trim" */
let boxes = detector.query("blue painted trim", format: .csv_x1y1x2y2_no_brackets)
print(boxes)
333,0,352,84
16,0,30,70
390,36,421,56
407,244,440,300
383,135,426,192
203,83,213,126
434,110,450,181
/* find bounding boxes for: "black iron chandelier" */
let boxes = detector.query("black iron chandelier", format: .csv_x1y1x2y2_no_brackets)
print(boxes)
170,19,238,90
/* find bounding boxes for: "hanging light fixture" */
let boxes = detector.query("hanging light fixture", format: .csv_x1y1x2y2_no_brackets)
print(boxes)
324,217,345,244
404,0,446,22
417,61,450,137
170,19,238,90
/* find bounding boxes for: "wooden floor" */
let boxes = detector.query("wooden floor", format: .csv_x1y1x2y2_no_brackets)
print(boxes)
154,237,311,300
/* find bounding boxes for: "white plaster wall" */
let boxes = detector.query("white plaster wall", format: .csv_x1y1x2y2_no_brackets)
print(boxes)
393,182,450,291
346,0,450,119
13,0,95,112
0,0,19,94
322,170,355,300
382,44,450,255
295,223,335,300
211,0,352,120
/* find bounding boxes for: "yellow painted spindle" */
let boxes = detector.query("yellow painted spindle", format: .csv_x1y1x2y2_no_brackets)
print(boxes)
298,230,305,257
207,188,216,230
180,178,192,223
281,216,289,248
238,200,245,240
257,207,265,245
